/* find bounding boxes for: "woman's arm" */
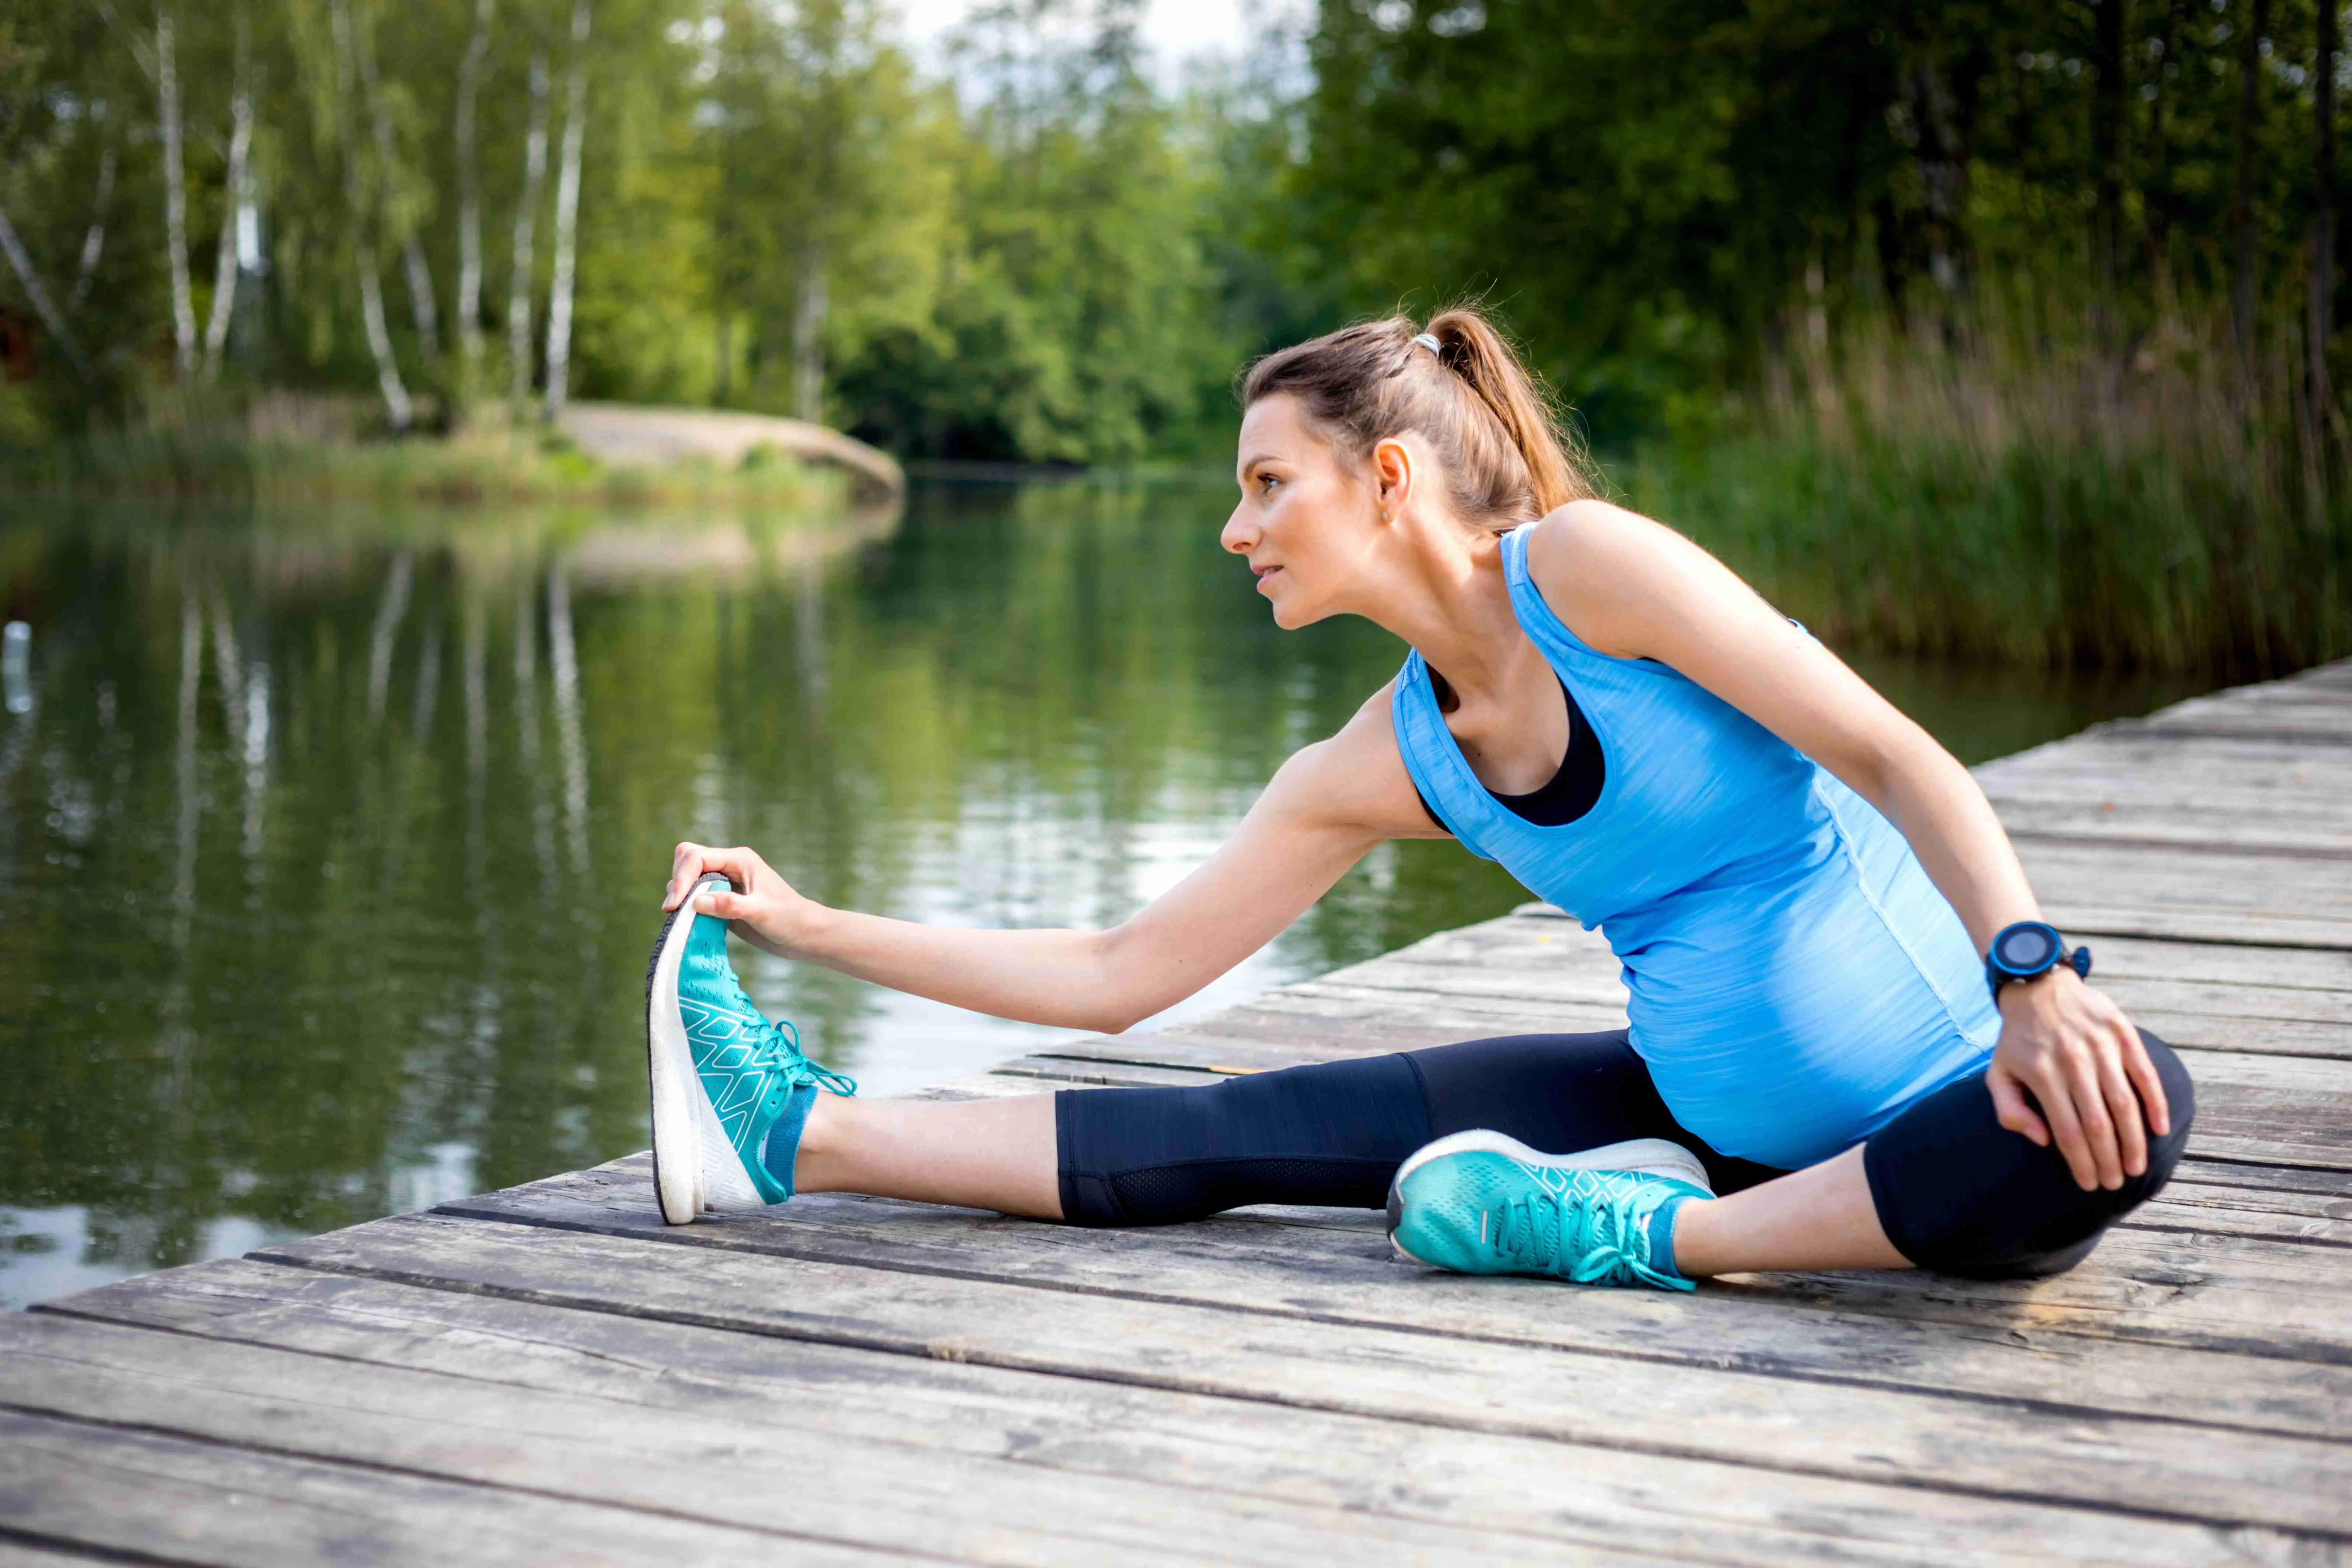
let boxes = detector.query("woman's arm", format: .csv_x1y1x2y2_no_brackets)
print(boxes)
663,687,1446,1036
1524,501,2169,1193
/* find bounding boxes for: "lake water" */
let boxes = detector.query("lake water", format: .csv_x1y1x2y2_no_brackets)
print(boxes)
0,479,2211,1307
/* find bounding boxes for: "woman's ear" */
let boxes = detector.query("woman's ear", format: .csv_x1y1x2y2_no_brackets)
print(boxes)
1371,437,1413,522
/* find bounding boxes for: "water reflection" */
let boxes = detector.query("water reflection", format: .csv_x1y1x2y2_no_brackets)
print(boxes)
0,484,2212,1307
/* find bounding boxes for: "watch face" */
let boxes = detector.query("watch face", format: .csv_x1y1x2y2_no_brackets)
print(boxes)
1995,924,2059,971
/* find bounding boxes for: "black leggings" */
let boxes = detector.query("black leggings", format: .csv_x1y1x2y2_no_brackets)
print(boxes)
1056,1030,2196,1279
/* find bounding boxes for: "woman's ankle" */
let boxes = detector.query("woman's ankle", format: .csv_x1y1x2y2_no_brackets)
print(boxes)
1664,1196,1717,1278
788,1092,857,1192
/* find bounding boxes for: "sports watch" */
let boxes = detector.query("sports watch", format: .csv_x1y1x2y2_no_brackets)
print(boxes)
1984,920,2091,1004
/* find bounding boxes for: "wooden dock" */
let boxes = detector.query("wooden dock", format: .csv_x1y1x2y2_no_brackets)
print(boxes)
7,661,2351,1565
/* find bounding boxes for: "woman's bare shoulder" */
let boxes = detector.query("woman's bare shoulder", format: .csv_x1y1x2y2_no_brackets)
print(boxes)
1520,498,1732,660
1272,680,1453,841
1521,497,1678,579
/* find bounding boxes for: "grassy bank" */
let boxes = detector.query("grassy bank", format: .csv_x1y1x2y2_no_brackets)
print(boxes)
1634,312,2351,675
0,395,849,516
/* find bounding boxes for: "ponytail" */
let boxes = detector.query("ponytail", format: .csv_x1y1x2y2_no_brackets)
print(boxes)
1420,309,1587,516
1240,305,1596,529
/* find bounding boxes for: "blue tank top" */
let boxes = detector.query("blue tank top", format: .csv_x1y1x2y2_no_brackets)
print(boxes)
1391,527,1998,1169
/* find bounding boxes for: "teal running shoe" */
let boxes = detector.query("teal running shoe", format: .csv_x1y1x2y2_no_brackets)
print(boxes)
1387,1131,1713,1291
646,872,856,1225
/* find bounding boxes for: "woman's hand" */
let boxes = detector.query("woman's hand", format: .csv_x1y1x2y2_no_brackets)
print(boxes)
1985,968,2172,1191
661,842,824,958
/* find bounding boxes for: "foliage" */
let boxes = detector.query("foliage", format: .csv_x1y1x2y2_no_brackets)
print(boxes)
1633,300,2351,673
0,0,1260,465
1295,0,2346,440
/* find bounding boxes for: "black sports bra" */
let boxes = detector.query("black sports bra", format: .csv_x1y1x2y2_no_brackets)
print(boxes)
1415,673,1605,831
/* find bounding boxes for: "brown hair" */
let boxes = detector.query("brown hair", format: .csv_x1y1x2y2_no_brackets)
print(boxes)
1239,306,1597,529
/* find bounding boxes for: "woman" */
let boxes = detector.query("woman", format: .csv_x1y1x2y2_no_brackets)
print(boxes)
644,308,2190,1291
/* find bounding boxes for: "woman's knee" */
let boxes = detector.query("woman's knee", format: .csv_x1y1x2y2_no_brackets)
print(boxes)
1863,1030,2196,1279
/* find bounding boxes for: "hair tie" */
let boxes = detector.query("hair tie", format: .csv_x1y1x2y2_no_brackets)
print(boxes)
1411,333,1443,355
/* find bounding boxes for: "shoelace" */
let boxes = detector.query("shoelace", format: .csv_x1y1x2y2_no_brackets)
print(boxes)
705,958,858,1097
752,1016,857,1097
1488,1175,1685,1291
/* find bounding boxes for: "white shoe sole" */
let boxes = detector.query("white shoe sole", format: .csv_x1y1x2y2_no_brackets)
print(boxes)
646,873,729,1226
1385,1130,1714,1258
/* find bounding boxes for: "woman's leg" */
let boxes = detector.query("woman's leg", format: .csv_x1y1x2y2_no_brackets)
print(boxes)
1669,1145,1908,1274
1672,1028,2197,1279
787,1030,1685,1229
791,1092,1063,1219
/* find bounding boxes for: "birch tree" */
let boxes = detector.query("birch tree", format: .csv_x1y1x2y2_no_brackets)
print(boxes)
353,0,440,363
786,1,852,424
0,201,93,383
71,142,117,312
156,5,197,379
508,48,550,421
2313,0,2338,414
202,5,254,380
454,0,495,396
541,0,591,421
328,0,414,430
792,244,826,422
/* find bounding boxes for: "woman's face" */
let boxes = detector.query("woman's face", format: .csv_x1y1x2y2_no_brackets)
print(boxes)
1223,393,1386,629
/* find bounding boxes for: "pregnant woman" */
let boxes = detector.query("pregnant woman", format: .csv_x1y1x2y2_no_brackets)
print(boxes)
644,307,2191,1289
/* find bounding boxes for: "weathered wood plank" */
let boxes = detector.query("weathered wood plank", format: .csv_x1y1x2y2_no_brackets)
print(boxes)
420,1162,2352,1413
1982,766,2352,814
2172,1157,2352,1197
2135,1181,2352,1245
986,1056,1223,1088
0,1545,116,1567
1987,790,2352,855
54,1261,2299,1568
2164,1049,2352,1168
154,1215,2352,1544
2133,699,2352,738
0,1311,1602,1568
1982,756,2352,803
0,1405,832,1568
2017,845,2352,948
1979,728,2352,778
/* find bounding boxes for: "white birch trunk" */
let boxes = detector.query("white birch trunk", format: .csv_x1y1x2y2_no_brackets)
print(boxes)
508,49,549,422
202,9,253,381
354,3,439,362
541,0,591,422
329,0,413,430
72,144,117,310
0,200,94,382
453,0,493,391
157,6,197,379
792,238,828,424
356,230,413,429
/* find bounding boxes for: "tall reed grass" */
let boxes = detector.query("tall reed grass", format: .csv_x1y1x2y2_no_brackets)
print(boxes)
1633,308,2351,674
